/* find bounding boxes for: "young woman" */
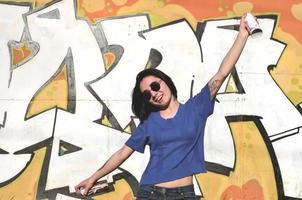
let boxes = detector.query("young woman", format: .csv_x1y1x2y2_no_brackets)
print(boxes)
75,15,250,199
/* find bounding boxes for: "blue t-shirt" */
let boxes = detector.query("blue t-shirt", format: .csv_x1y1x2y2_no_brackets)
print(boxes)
125,84,215,185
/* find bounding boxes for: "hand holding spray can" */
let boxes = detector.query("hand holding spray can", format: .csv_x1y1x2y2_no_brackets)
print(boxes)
244,12,262,38
80,180,109,196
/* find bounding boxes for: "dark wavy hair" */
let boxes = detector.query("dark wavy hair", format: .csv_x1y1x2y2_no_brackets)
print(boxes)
132,68,177,122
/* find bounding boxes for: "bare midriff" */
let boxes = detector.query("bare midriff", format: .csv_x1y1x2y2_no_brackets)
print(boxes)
155,176,193,188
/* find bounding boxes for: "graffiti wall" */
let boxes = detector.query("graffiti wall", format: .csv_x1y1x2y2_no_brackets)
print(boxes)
0,0,301,199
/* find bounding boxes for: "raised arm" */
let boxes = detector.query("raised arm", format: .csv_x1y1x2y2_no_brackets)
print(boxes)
75,145,134,196
208,15,249,99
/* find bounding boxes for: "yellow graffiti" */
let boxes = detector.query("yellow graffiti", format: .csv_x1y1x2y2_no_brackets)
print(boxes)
82,0,106,13
196,120,277,199
0,148,46,200
291,3,302,21
0,0,56,9
123,124,132,134
33,0,54,9
225,75,239,93
26,64,68,119
101,115,113,128
0,0,32,4
232,2,253,16
271,27,302,105
112,0,128,7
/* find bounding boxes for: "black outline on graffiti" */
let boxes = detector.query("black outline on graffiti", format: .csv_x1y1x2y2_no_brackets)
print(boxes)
0,111,7,129
58,139,82,156
0,148,9,154
220,67,246,94
270,126,302,143
298,102,302,114
0,1,33,9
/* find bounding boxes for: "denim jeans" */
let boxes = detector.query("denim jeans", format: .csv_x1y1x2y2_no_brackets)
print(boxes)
136,184,199,200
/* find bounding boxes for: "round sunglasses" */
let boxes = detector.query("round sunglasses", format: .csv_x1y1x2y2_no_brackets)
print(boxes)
142,80,161,101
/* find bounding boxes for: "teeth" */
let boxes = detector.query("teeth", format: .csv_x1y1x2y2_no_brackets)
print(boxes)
154,94,162,103
157,95,162,102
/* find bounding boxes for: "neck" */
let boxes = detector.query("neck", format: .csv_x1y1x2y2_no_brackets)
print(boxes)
159,97,180,119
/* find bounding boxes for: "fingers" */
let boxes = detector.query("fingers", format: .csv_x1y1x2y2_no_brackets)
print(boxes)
75,183,87,196
241,14,246,20
75,180,95,197
81,187,87,196
75,184,82,195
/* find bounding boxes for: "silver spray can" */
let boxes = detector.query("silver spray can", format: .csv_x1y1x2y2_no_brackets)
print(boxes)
245,12,262,38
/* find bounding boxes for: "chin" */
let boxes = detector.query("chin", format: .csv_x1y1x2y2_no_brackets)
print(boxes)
155,102,169,110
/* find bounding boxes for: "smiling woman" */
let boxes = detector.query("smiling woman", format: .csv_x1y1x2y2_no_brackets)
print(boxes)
133,69,178,121
75,15,250,199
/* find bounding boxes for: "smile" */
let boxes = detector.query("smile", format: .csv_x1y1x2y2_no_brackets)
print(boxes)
155,94,163,103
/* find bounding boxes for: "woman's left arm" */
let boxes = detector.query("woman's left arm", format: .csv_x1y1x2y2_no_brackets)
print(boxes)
208,15,250,99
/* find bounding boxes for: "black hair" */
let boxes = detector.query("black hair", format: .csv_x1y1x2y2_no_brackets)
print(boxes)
132,68,177,122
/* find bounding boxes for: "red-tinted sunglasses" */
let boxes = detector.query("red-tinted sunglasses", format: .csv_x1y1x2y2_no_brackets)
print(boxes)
142,80,161,101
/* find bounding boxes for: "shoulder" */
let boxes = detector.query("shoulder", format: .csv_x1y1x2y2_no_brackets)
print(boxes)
184,84,215,116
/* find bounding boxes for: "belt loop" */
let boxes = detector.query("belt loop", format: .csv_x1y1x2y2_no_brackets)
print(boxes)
150,185,154,195
178,186,184,195
181,186,184,195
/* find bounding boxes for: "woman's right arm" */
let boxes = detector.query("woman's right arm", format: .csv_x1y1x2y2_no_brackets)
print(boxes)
75,145,134,196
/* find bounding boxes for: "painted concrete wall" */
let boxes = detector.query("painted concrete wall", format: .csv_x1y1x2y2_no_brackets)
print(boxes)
0,0,301,199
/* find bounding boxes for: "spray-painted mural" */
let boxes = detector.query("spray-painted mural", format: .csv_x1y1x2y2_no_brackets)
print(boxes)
0,0,301,199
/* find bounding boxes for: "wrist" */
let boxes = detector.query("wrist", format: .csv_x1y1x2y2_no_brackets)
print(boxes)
89,174,98,183
238,31,249,39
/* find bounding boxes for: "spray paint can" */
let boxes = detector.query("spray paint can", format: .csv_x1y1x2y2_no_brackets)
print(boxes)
245,13,262,38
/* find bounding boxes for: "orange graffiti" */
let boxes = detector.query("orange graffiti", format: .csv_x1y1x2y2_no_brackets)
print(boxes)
12,44,32,66
77,0,137,23
169,0,302,42
104,51,116,70
76,0,302,43
53,69,66,81
220,179,264,200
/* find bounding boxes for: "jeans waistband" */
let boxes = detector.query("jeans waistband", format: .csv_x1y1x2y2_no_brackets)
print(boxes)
152,184,194,194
